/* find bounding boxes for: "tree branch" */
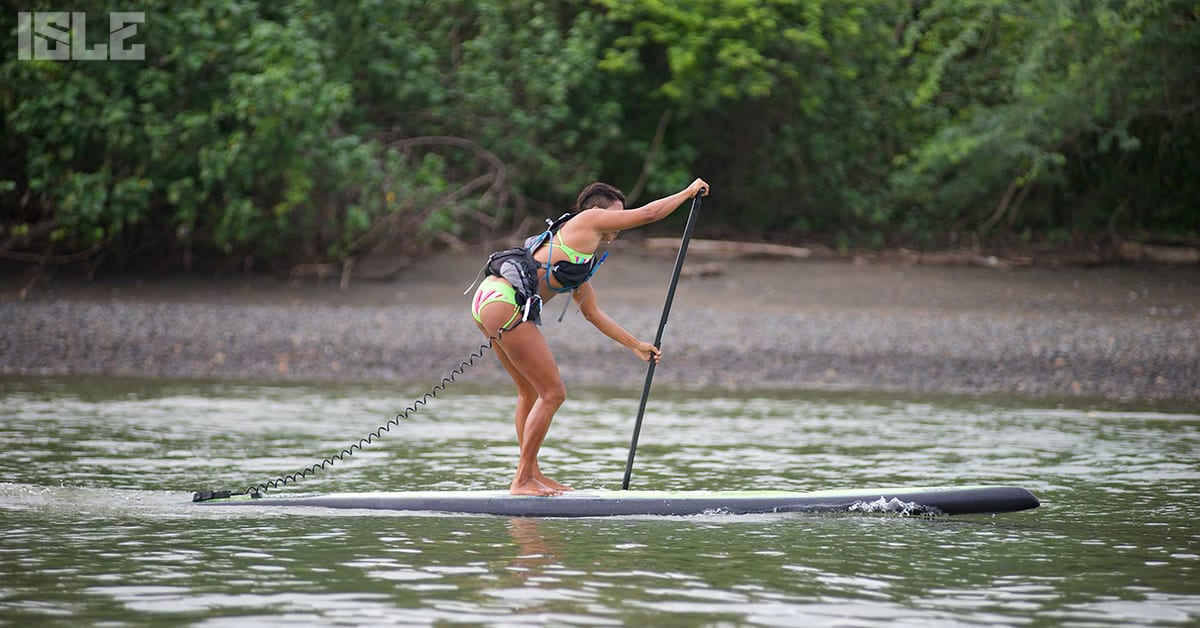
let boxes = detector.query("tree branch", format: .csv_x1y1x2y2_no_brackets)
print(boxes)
979,175,1019,234
0,242,105,264
625,109,673,207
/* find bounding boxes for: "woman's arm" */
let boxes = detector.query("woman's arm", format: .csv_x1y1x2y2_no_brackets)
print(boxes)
576,178,708,234
572,282,661,363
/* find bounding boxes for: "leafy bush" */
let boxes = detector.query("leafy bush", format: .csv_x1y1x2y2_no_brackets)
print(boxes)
2,0,1196,273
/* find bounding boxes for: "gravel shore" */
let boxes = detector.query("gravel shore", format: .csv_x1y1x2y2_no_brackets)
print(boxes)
2,248,1198,402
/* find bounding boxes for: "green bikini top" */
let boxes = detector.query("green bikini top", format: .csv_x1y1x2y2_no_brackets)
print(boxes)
551,231,595,265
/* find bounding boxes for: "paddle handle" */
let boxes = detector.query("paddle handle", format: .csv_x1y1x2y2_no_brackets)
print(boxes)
622,189,705,490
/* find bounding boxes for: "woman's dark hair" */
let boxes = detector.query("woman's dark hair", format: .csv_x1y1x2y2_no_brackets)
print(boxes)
575,182,626,212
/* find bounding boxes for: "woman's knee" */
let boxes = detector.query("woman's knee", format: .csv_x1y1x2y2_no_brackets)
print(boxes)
540,382,567,407
515,384,538,406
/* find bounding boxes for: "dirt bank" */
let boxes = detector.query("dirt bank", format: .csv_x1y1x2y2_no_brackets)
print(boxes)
2,244,1197,402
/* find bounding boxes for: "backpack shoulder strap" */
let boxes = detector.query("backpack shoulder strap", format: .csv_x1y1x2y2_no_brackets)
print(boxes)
525,212,576,252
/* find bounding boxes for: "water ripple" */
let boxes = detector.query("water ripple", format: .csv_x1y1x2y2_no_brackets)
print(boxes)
0,379,1197,626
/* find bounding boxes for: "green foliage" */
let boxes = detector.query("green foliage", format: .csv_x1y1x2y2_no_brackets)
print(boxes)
1,0,1196,272
886,0,1200,242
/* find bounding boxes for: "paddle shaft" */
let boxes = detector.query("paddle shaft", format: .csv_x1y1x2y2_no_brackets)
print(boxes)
622,190,704,490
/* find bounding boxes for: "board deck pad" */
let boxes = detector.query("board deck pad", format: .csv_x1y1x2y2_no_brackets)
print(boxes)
194,486,1039,517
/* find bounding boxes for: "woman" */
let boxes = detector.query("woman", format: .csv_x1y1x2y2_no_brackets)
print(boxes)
471,177,710,496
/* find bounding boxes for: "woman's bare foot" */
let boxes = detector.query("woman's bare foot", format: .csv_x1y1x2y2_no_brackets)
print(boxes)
510,477,562,496
535,473,573,492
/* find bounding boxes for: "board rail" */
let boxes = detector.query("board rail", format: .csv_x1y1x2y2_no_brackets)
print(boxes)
194,485,1039,517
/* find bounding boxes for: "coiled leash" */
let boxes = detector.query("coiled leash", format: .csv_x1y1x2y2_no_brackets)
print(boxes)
192,330,503,502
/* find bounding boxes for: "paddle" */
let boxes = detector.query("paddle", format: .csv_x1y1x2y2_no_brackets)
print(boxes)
622,188,705,490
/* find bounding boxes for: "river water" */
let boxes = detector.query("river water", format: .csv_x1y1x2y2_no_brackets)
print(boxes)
1,377,1197,626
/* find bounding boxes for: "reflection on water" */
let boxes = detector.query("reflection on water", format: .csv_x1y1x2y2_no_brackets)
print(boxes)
0,377,1197,626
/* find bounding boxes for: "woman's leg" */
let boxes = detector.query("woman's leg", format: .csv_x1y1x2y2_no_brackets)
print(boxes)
491,340,572,492
475,300,570,496
496,325,567,495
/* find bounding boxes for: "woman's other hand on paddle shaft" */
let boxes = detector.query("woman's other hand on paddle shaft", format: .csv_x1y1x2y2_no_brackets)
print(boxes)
687,178,710,198
633,341,661,364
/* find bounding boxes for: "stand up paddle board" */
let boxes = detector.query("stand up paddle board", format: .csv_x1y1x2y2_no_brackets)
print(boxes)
193,485,1038,517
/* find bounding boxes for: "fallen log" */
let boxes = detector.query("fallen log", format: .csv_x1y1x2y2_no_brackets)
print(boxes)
1118,242,1200,265
643,238,817,259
